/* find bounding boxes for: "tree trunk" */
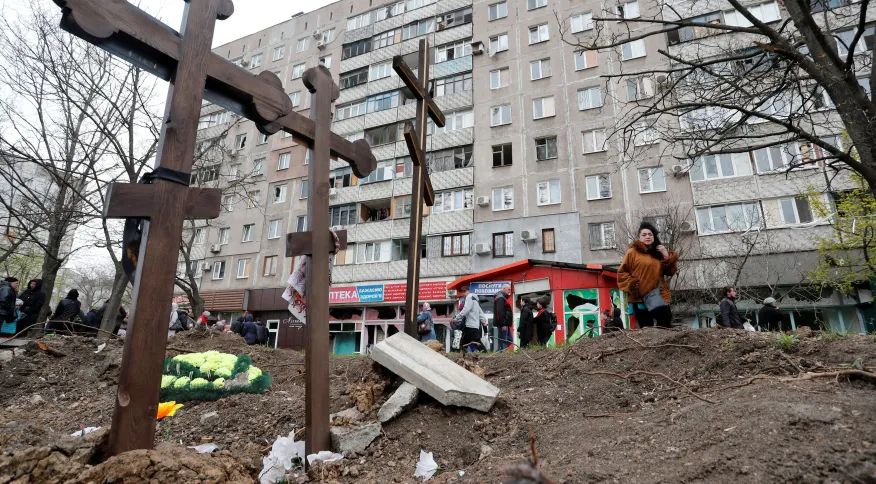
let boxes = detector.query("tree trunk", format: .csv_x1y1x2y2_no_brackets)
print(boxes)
100,264,128,334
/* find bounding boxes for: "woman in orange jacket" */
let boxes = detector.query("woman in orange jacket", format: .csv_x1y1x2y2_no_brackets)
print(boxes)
617,222,679,327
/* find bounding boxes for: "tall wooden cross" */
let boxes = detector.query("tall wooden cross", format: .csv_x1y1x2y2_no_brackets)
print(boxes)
393,39,446,337
53,0,376,457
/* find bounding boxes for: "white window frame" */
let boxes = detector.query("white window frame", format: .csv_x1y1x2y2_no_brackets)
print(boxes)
250,52,263,68
621,39,646,60
491,104,512,126
236,258,251,279
291,63,306,79
242,223,255,242
296,37,308,52
589,222,616,250
212,260,226,280
278,152,291,170
263,255,278,276
223,194,234,212
488,1,508,20
536,179,561,206
615,0,641,19
272,184,287,204
532,96,556,119
570,12,594,33
627,77,655,101
289,91,301,107
272,45,285,61
638,167,667,193
778,196,814,225
585,174,612,200
369,61,393,80
492,186,514,211
356,240,391,264
433,188,474,213
528,0,547,10
696,202,763,235
528,23,550,45
574,50,598,70
535,136,558,161
193,227,206,244
577,86,603,110
529,58,551,80
582,129,607,153
689,153,753,182
753,144,800,173
252,158,264,176
489,33,509,53
490,68,509,89
267,219,282,239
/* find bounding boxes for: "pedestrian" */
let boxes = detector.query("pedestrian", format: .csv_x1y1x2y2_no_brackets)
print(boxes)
517,296,536,348
242,317,258,345
168,302,183,337
17,279,45,331
493,285,513,350
758,297,784,331
47,289,85,334
197,310,211,328
533,297,555,345
717,286,744,329
230,315,245,336
81,301,107,337
617,222,679,328
603,304,624,332
453,286,484,353
255,319,269,345
417,302,436,342
0,277,19,334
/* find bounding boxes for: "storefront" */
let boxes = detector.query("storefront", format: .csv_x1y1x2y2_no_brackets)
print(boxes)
449,259,621,346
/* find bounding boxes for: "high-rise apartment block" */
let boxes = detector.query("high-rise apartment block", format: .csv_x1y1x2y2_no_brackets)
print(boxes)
181,0,874,352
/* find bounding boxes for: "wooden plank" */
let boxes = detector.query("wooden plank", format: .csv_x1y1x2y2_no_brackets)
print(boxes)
403,125,434,207
392,56,445,127
104,183,221,219
285,230,347,257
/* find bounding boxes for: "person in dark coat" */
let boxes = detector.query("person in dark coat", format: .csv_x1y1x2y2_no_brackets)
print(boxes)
230,316,245,336
516,296,535,348
758,297,784,332
0,277,19,328
493,285,513,350
718,286,744,329
242,318,258,345
47,289,85,334
17,279,45,329
533,297,554,345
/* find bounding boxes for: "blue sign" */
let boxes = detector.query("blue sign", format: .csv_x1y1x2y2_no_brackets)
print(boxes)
469,281,511,296
357,284,385,303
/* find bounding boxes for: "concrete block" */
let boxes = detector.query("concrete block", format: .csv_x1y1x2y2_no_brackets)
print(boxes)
330,422,381,454
370,332,500,412
377,382,419,423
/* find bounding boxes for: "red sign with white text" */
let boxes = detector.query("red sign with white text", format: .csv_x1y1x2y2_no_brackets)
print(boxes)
328,282,448,304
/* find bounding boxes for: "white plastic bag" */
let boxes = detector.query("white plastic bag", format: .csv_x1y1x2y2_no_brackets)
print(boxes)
743,321,756,332
415,449,438,481
307,450,343,465
259,431,305,484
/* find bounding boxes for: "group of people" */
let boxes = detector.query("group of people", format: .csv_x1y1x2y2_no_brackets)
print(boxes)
168,306,269,345
1,277,44,335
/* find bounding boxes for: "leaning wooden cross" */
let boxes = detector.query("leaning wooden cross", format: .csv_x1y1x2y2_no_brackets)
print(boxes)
53,0,375,457
393,39,446,337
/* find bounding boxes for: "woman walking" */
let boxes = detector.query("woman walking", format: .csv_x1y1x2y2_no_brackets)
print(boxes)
617,222,679,327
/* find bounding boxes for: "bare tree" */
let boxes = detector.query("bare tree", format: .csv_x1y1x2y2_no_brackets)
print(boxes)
557,1,875,191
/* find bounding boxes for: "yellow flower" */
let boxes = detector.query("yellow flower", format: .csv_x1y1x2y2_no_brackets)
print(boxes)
156,401,184,420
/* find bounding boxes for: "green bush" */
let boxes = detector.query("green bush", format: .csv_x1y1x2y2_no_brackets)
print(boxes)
775,334,798,351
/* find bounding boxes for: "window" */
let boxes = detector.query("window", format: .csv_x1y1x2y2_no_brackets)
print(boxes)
289,91,301,107
272,184,287,203
342,38,372,59
616,0,640,19
272,45,285,61
402,16,436,40
638,167,667,193
491,104,512,126
529,58,551,80
696,202,762,234
585,174,612,200
364,123,401,146
536,179,561,205
490,68,509,89
492,186,514,210
361,160,394,183
278,152,291,170
430,109,473,134
336,100,366,120
489,33,509,53
197,110,229,130
395,198,412,218
320,28,335,44
267,219,282,239
633,117,659,146
689,153,753,181
242,224,254,242
434,73,472,96
577,86,603,110
574,50,598,70
542,228,556,253
428,145,473,171
753,144,799,173
442,233,471,256
433,188,473,213
589,223,616,249
679,106,739,131
306,149,313,167
340,67,369,89
329,204,357,226
258,133,269,145
779,197,813,225
491,143,514,167
292,63,306,79
529,24,549,44
356,241,391,263
366,91,400,113
667,11,723,44
369,61,393,80
263,255,278,276
192,164,220,184
212,260,226,279
493,232,514,257
724,1,780,26
488,1,507,20
528,0,547,10
435,40,472,63
296,216,307,232
621,39,646,60
234,133,247,150
300,179,309,199
836,26,876,56
246,190,260,208
223,194,234,212
193,228,206,244
218,227,230,245
582,129,607,153
250,52,263,68
626,77,654,101
236,258,251,279
374,29,402,49
252,158,264,176
296,38,308,52
536,137,558,161
330,167,354,188
570,12,594,33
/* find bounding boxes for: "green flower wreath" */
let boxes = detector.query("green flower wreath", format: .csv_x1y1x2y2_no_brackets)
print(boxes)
159,351,271,402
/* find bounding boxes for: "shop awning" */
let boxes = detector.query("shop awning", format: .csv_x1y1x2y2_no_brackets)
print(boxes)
448,259,617,290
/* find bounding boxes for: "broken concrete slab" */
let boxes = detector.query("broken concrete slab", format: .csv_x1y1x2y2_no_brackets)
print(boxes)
330,422,381,454
378,382,419,423
370,332,500,412
330,407,364,424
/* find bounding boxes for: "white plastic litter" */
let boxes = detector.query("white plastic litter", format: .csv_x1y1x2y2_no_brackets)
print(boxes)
188,443,218,453
94,343,106,354
70,426,100,437
259,431,305,484
743,322,756,332
307,450,344,465
414,450,438,481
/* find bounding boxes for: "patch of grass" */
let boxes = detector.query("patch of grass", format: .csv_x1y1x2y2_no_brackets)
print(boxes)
775,334,799,352
820,330,847,342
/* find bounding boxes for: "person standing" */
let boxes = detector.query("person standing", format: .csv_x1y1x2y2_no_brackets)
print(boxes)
533,297,555,345
417,302,436,342
517,296,536,348
454,286,483,352
493,285,513,350
758,297,784,331
17,279,45,330
168,302,181,337
718,286,744,329
617,222,679,328
242,317,258,345
0,277,20,334
47,289,85,334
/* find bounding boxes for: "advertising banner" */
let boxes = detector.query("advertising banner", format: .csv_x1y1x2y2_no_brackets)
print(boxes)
329,281,449,304
469,281,511,296
357,284,384,303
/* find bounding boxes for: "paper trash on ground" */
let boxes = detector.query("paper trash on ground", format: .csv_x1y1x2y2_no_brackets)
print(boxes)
415,450,438,481
188,443,218,453
69,426,100,437
307,450,344,465
259,431,305,484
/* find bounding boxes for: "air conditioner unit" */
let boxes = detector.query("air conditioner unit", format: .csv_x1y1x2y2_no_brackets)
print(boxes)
209,244,222,253
317,40,327,49
679,221,695,233
329,187,338,197
520,230,537,241
474,243,491,254
476,196,490,207
471,41,484,55
671,164,685,176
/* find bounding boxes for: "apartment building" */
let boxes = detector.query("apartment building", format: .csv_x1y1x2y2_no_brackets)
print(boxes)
182,0,874,351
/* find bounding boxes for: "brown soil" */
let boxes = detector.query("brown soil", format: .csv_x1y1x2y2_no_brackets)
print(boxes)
1,328,875,483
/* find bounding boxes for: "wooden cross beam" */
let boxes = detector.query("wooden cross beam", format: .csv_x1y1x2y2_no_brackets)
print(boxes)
54,0,377,458
393,39,446,338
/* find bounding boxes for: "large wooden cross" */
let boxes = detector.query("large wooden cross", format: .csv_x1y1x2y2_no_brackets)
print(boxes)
54,0,376,457
393,39,445,337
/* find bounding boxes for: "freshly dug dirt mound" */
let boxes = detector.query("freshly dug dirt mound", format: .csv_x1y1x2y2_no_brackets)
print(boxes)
1,328,875,482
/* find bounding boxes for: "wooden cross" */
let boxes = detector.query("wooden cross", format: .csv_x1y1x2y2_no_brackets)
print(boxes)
393,39,446,337
54,0,376,457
